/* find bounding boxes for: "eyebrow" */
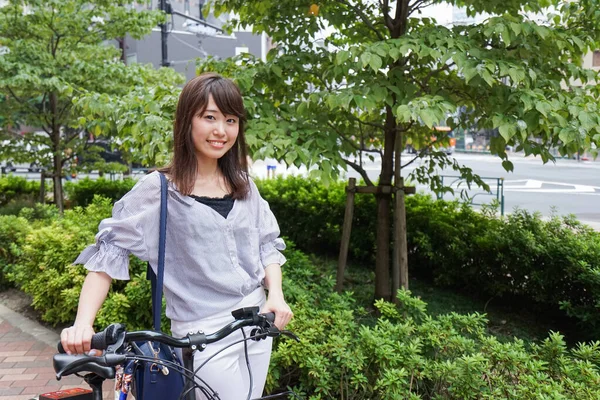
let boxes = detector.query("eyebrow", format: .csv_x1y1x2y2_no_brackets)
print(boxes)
203,109,237,117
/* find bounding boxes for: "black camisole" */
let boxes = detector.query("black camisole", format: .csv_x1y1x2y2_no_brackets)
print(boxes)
190,194,234,218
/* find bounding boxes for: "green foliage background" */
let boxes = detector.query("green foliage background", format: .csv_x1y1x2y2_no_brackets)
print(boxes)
2,195,600,398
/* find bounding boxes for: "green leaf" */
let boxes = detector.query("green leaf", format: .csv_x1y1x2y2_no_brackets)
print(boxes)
502,160,514,172
498,123,517,141
508,68,526,84
558,128,575,144
396,105,412,122
271,65,282,77
420,109,437,129
336,50,350,65
463,67,478,83
369,54,382,72
285,150,297,165
536,102,552,118
360,52,372,68
578,111,594,130
510,22,522,36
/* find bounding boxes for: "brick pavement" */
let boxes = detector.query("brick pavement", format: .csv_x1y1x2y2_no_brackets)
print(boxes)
0,304,114,400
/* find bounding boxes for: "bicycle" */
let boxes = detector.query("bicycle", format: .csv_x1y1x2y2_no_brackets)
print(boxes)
52,306,300,400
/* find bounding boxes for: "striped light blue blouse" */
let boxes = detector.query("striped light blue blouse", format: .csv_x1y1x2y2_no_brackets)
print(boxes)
74,171,286,323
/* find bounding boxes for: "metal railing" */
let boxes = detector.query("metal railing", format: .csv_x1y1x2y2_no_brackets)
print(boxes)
436,175,505,216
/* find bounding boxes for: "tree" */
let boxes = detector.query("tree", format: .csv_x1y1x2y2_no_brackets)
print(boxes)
194,0,600,301
74,0,600,301
0,0,177,211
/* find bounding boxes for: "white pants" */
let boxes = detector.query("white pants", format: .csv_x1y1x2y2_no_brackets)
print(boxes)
171,288,273,400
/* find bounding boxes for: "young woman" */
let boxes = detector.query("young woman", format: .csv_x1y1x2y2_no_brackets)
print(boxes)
60,72,293,399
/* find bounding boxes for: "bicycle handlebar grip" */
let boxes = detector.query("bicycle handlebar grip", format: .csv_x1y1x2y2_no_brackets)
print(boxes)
56,326,114,354
90,330,109,350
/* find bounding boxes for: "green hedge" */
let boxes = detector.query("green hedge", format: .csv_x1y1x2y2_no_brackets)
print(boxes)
0,175,42,215
64,177,137,207
25,174,600,336
406,199,600,337
256,177,600,338
1,196,153,329
271,267,600,398
256,176,377,262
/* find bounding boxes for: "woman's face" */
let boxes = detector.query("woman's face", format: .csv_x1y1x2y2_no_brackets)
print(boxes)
191,95,239,163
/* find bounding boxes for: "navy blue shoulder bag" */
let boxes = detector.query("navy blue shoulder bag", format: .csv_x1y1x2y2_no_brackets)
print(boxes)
127,172,185,399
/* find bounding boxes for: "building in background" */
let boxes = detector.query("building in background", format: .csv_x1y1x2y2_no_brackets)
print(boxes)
125,0,271,81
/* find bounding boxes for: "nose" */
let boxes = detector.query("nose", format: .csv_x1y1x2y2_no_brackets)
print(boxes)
213,121,226,136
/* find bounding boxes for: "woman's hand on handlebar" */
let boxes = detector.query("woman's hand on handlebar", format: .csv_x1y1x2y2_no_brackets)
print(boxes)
261,294,293,330
60,324,96,355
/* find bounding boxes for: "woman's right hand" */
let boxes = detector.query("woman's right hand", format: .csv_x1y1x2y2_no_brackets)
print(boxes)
60,324,96,355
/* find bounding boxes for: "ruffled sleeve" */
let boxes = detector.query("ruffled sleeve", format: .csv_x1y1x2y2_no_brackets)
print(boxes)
73,173,161,280
256,191,287,268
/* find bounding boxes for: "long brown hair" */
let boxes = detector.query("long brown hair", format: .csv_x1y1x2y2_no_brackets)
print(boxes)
160,73,249,199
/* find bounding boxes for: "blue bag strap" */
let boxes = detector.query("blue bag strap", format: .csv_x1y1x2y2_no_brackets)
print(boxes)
147,172,168,332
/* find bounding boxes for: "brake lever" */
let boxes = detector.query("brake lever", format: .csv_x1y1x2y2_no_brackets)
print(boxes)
259,326,300,342
104,326,127,355
281,330,300,342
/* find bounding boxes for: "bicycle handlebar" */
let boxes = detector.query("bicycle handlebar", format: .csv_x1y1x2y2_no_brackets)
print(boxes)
57,310,275,354
54,308,281,379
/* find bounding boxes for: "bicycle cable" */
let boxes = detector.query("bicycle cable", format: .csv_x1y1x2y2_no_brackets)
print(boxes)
242,328,253,400
184,329,271,400
127,354,216,399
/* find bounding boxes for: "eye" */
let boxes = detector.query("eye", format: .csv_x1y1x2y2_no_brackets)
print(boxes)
204,114,216,120
227,118,238,124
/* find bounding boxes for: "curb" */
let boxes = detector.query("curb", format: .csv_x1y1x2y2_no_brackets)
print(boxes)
0,303,59,349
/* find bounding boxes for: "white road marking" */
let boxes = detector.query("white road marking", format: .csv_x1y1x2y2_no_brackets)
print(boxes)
503,179,600,194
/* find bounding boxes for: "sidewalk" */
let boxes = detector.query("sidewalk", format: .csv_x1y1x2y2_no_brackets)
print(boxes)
0,304,113,400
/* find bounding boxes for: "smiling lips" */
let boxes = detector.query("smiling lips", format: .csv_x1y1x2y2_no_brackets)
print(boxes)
207,140,226,148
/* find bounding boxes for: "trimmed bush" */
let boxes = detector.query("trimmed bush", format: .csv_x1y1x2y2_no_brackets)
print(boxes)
0,175,40,205
406,196,600,337
256,176,377,262
269,286,600,399
0,175,42,215
64,177,136,207
0,215,30,288
5,196,153,328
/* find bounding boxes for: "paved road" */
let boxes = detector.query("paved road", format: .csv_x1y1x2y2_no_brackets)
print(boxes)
345,152,600,227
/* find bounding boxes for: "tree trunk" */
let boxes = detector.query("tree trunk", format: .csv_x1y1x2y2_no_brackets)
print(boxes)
375,193,391,300
49,92,64,213
392,128,409,303
53,153,63,213
374,106,398,301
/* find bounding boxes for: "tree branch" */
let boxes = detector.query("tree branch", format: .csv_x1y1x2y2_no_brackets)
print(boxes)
412,62,456,97
326,120,383,161
380,0,394,32
401,143,436,169
397,121,414,133
5,87,42,116
65,129,81,145
346,112,386,130
408,0,432,17
394,0,411,37
343,158,375,186
336,0,385,41
326,121,362,151
5,87,26,105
